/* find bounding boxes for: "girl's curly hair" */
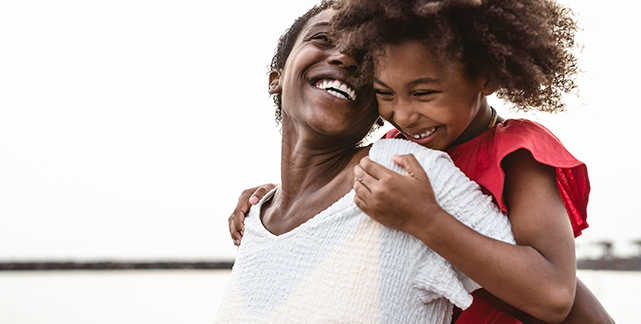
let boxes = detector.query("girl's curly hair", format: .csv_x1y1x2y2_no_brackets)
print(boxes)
331,0,579,112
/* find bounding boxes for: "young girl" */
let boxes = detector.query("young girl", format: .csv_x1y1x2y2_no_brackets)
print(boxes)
229,0,612,322
217,3,520,322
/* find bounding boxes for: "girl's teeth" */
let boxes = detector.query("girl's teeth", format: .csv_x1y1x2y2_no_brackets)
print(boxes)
412,128,436,139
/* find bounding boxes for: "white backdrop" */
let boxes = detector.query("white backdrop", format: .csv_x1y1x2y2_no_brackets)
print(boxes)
1,0,639,262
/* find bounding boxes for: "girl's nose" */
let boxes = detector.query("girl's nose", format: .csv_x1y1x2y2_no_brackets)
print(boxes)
391,101,421,128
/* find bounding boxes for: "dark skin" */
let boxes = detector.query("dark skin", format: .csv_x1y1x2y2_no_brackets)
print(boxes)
230,184,613,324
230,104,613,324
258,9,378,237
228,14,613,324
353,40,576,322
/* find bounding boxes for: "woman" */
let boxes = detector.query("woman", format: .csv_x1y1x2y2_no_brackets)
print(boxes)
214,2,514,323
226,1,613,323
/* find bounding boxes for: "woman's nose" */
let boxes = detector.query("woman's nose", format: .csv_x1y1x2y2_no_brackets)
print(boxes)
327,47,358,73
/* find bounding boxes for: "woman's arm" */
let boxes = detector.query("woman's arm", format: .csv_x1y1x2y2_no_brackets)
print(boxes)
354,150,576,323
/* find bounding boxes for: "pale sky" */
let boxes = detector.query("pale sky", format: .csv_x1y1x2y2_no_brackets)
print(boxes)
1,0,639,262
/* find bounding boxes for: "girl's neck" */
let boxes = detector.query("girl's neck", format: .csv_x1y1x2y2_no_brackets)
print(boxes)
450,99,499,148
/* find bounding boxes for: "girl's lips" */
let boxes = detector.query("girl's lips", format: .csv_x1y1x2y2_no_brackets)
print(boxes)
406,127,437,140
403,126,440,146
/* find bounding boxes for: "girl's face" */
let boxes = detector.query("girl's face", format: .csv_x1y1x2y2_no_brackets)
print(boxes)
373,40,493,150
270,9,378,142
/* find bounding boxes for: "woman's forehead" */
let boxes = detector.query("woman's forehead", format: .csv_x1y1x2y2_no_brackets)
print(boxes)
300,9,335,37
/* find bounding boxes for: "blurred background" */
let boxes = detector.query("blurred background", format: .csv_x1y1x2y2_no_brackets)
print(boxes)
1,0,639,323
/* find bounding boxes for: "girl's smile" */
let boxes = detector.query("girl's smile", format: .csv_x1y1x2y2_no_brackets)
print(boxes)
373,40,495,150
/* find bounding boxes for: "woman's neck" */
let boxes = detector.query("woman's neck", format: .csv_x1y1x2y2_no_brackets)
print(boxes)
260,122,371,236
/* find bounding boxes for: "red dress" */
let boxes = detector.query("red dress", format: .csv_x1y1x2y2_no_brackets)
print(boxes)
383,119,590,323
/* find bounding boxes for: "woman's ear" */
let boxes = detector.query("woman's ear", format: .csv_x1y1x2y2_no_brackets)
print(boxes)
268,71,282,94
481,78,499,96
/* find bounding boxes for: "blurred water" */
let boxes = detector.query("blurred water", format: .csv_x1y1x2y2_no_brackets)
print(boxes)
0,270,229,324
0,269,635,323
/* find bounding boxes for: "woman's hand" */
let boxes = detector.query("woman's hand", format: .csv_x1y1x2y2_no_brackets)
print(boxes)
228,183,277,245
353,154,442,236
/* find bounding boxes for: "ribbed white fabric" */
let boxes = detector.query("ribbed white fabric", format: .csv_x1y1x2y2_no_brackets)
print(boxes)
214,139,515,324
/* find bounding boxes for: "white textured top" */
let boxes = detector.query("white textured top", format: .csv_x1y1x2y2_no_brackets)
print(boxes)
214,139,515,324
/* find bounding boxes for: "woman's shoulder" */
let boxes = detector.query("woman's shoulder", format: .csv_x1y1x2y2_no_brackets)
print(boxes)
370,138,451,171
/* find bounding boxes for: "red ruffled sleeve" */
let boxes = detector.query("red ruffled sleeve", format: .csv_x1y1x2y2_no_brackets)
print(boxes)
444,119,589,237
382,120,589,237
383,120,590,324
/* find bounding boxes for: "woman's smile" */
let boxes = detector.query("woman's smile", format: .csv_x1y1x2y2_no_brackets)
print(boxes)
315,79,357,101
273,9,377,139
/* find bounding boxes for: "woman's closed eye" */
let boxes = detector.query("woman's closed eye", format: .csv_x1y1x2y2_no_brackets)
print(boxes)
309,32,333,45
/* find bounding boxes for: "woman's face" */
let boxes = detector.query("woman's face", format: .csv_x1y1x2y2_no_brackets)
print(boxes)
270,10,378,142
373,40,492,150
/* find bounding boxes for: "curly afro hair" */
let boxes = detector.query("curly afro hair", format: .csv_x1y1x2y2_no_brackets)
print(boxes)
331,0,580,113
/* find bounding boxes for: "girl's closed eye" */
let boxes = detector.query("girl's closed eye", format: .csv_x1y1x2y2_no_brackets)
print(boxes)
413,90,437,98
374,88,394,100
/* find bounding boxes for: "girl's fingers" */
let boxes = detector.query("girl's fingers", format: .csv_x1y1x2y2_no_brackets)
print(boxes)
358,156,391,180
250,183,278,205
392,154,430,181
233,209,245,234
228,213,242,246
353,193,369,212
354,164,379,194
353,174,371,199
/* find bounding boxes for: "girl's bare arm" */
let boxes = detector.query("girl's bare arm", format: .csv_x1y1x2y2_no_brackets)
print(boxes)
354,150,576,323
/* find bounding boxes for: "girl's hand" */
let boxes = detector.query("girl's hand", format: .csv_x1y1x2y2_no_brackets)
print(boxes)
353,154,442,236
228,183,278,246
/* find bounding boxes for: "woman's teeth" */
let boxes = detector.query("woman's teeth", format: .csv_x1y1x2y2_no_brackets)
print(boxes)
411,128,436,139
315,80,356,100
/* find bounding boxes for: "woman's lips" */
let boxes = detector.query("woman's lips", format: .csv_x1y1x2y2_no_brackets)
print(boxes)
315,79,357,101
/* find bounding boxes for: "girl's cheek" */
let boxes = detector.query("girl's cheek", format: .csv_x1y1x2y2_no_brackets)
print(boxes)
377,102,394,121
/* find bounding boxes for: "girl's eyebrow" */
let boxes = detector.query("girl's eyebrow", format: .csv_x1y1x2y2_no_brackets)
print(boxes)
407,77,440,87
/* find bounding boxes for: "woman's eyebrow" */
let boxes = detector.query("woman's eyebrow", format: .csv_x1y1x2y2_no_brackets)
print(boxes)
373,77,440,88
310,21,330,28
305,21,331,33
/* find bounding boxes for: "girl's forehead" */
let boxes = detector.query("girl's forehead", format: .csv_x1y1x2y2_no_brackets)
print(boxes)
374,40,464,80
376,42,442,70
